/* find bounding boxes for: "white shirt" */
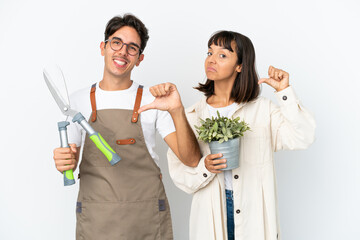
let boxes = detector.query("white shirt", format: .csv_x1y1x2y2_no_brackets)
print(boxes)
207,102,238,191
67,81,175,166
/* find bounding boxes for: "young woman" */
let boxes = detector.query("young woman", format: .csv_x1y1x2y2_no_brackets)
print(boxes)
167,31,316,240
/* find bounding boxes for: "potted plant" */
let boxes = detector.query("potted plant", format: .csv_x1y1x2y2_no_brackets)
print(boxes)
195,111,251,170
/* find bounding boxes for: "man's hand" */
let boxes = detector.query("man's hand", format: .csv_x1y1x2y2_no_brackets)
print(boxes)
53,144,79,173
138,83,183,114
142,82,201,167
204,153,227,173
258,66,290,92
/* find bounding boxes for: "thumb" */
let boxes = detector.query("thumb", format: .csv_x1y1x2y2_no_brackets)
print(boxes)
69,143,77,153
138,101,156,113
258,78,271,85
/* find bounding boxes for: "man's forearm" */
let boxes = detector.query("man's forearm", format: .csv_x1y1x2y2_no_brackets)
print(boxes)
170,107,201,167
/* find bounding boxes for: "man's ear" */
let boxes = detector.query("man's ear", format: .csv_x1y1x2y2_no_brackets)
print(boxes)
236,64,242,73
100,42,105,56
136,54,144,66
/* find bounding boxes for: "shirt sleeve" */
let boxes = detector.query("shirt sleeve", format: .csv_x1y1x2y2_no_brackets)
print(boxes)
270,86,316,151
155,110,176,139
167,107,216,194
167,147,215,194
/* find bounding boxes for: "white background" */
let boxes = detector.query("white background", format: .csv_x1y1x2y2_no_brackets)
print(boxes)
1,0,359,239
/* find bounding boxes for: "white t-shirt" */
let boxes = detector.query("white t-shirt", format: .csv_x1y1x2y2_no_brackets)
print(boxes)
67,81,175,166
207,102,238,190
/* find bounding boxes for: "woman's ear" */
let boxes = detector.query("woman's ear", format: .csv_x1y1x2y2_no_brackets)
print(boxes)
236,64,242,73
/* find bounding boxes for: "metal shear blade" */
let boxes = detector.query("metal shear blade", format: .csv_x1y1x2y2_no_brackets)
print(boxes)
43,69,78,118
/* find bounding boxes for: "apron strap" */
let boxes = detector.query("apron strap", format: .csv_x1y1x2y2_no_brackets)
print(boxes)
90,83,97,122
89,83,143,123
132,85,144,123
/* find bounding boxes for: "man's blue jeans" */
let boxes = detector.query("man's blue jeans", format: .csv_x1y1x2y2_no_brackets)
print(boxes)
226,189,235,240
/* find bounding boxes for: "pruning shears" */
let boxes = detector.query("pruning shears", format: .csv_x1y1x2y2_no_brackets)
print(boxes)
43,66,121,186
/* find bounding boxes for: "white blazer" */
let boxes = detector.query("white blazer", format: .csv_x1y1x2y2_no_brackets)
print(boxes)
168,86,316,240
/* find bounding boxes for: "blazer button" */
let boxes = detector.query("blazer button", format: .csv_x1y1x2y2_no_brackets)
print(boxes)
234,175,239,179
236,209,241,214
203,173,208,178
282,96,287,101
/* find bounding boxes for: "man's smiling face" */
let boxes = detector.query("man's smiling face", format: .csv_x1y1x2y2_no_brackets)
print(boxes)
101,26,144,80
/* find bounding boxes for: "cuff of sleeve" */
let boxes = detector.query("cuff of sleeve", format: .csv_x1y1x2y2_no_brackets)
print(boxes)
275,86,299,107
162,130,176,140
195,155,214,180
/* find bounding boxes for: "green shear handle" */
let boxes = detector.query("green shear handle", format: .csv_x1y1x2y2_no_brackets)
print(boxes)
58,121,75,186
72,113,121,165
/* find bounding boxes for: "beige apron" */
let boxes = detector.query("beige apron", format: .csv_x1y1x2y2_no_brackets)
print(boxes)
76,83,173,240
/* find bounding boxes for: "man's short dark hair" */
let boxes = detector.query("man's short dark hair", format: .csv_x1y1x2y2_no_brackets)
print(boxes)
104,14,149,54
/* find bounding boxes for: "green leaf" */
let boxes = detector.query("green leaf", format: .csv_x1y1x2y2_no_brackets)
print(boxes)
213,121,218,132
194,113,250,143
226,119,230,127
226,128,231,136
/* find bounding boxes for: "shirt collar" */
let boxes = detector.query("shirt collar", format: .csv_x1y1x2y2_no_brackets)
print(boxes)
188,96,251,119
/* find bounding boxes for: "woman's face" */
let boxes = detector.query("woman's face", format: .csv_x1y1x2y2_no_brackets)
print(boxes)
205,41,242,82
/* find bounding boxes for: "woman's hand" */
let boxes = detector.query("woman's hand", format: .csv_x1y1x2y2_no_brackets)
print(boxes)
204,153,227,173
258,66,289,92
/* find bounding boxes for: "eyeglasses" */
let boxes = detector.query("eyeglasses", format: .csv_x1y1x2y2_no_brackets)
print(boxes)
104,37,142,56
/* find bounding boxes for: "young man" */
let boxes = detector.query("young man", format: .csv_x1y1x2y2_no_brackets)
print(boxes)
53,14,200,239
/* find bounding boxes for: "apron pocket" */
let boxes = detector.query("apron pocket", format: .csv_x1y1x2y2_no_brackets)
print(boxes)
76,199,161,240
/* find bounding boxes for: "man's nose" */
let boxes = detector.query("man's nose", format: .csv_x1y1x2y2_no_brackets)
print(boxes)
117,44,128,56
